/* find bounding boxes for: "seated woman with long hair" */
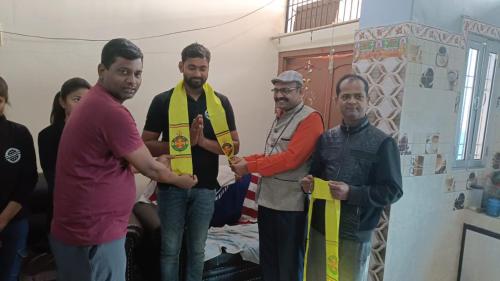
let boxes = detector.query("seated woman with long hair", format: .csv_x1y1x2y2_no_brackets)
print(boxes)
38,77,91,233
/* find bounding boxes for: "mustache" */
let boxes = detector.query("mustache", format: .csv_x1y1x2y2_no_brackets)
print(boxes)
188,77,203,82
274,97,288,102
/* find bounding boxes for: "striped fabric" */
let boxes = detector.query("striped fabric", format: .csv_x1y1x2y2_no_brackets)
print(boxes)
238,174,260,224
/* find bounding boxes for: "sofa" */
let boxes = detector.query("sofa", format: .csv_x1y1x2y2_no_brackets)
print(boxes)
129,174,262,281
21,174,262,281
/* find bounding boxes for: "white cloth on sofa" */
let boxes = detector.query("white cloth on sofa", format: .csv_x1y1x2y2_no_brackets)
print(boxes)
204,223,259,264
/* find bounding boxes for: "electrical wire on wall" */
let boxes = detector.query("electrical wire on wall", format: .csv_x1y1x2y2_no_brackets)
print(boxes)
0,0,277,42
328,17,336,75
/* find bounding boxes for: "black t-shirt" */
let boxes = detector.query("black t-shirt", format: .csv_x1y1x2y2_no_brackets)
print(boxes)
144,88,236,189
0,115,38,221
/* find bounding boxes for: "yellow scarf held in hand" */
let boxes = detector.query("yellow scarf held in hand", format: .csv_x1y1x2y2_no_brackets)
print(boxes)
168,80,234,175
303,178,341,281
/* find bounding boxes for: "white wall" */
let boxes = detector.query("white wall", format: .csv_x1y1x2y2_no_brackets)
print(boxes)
0,0,286,171
360,0,500,32
412,0,500,33
360,26,500,281
359,0,414,29
356,1,500,279
383,36,469,281
272,21,358,52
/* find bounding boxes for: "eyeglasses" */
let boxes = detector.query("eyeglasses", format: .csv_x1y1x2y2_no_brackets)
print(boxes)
338,93,365,101
271,87,299,95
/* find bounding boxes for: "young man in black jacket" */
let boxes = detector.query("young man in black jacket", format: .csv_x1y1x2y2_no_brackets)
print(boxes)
301,74,403,281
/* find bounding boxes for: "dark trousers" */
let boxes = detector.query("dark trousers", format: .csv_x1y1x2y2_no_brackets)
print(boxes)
258,205,306,281
0,218,29,281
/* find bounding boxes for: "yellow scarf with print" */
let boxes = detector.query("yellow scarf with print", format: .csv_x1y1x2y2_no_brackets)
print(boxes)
303,178,341,281
169,80,234,175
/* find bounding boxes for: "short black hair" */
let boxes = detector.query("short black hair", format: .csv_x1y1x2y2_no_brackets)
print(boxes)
0,76,8,104
181,43,211,63
101,38,143,69
335,74,369,97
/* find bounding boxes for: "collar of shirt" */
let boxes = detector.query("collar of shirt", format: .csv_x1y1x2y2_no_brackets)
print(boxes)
340,116,369,134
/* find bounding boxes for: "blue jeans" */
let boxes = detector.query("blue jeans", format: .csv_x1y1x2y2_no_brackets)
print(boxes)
50,236,126,281
258,206,307,281
0,218,29,281
157,186,215,281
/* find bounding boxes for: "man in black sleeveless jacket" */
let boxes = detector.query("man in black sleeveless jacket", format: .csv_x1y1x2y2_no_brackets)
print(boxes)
301,74,402,281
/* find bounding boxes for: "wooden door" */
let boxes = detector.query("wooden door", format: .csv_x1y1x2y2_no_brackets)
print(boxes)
278,45,353,129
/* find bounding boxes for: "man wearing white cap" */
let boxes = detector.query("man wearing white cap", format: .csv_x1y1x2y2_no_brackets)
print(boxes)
231,70,324,281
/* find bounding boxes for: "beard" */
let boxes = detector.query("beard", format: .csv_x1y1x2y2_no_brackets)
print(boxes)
185,76,206,89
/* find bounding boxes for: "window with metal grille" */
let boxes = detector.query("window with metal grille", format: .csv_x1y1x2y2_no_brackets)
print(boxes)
285,0,362,33
455,35,499,168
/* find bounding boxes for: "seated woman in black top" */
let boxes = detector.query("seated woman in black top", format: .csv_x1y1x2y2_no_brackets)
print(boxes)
0,76,38,281
38,77,90,233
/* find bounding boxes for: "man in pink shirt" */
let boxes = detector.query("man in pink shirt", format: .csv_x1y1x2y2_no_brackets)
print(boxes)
50,38,197,281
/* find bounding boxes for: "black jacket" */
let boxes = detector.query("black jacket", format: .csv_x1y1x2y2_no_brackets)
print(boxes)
38,121,64,193
38,121,64,229
0,115,38,221
310,117,403,242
